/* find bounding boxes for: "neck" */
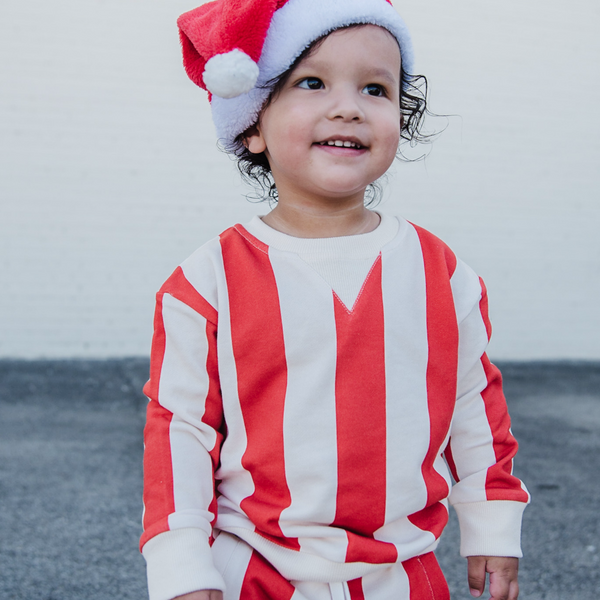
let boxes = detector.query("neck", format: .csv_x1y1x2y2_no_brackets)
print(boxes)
261,193,380,238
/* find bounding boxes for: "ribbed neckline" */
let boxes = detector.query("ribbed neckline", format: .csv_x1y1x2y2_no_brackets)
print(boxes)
244,212,399,259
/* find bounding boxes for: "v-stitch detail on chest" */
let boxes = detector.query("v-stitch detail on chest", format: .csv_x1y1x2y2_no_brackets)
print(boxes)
332,252,383,315
232,222,384,313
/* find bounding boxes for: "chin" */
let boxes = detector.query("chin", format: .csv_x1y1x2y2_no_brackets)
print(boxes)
320,179,376,196
317,187,370,201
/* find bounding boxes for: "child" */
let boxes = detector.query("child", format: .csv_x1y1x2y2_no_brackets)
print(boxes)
141,1,530,599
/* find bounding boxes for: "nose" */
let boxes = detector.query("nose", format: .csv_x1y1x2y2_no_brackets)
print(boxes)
327,86,365,122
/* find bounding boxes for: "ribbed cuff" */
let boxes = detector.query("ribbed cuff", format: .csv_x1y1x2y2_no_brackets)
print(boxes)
143,528,225,600
453,500,526,558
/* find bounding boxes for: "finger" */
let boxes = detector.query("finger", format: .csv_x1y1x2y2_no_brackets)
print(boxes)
488,565,519,600
488,557,519,600
488,572,509,600
467,556,487,597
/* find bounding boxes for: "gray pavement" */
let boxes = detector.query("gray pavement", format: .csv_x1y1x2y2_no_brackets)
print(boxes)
1,360,599,599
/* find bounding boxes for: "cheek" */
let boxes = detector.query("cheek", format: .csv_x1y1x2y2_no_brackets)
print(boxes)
263,107,311,150
267,124,314,167
381,110,402,149
378,122,401,159
371,115,401,174
278,101,315,135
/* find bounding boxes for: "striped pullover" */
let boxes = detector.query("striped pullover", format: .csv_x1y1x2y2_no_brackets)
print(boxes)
141,214,530,600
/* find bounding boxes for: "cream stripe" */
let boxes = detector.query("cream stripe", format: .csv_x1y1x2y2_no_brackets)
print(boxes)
211,240,255,516
269,247,348,561
361,559,411,600
180,236,223,312
447,274,498,503
212,532,253,600
380,224,431,520
160,294,217,531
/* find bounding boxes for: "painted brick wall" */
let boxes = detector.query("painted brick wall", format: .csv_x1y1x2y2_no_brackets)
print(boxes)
1,0,599,359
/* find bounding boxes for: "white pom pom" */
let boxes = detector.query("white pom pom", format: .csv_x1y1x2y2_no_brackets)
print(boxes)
203,49,259,99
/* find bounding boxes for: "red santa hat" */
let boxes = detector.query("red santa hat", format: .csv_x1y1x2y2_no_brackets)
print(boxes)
178,0,414,148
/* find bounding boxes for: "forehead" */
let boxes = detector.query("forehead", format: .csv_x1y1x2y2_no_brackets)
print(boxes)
298,25,401,74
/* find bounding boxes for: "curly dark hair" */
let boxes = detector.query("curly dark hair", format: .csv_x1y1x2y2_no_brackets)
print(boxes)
223,24,430,204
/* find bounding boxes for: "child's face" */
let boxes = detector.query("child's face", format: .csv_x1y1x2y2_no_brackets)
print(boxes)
246,25,402,206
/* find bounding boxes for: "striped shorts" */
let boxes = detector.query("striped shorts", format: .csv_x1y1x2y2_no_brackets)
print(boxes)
213,532,450,600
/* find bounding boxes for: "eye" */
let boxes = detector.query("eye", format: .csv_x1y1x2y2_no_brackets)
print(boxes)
297,77,324,90
362,83,386,97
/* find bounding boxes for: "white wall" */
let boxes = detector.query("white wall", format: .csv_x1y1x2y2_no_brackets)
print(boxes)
1,0,599,360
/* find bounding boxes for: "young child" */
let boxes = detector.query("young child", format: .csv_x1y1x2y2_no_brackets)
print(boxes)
141,1,530,599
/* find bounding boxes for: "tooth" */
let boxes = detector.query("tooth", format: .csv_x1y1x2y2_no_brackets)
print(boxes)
343,141,352,147
328,141,335,146
334,141,343,147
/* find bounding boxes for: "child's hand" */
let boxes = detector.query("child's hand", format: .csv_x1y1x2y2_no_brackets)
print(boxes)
467,556,519,600
173,591,223,600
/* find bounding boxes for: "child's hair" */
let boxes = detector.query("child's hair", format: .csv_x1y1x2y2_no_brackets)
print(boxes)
225,24,429,204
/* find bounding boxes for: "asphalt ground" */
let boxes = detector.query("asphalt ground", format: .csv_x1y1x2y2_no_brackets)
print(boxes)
1,360,599,600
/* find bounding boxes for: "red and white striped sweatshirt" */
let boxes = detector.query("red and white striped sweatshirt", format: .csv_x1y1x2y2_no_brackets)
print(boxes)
141,214,529,600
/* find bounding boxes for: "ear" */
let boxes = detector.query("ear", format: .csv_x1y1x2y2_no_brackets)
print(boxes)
243,123,267,154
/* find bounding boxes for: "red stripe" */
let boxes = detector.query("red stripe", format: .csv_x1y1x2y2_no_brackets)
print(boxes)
160,266,218,324
141,292,175,549
205,320,224,533
478,279,529,503
331,256,397,564
405,552,450,600
347,578,365,600
409,223,458,279
239,550,295,600
221,226,299,549
443,440,459,483
478,278,492,340
405,503,447,540
409,225,458,536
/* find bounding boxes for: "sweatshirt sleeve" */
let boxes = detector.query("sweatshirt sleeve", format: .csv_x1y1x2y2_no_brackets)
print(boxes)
141,266,226,600
445,261,530,558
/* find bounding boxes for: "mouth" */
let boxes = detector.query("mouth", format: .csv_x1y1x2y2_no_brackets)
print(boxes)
315,137,367,150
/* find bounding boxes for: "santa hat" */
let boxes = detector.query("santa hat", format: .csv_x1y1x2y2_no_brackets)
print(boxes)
178,0,414,148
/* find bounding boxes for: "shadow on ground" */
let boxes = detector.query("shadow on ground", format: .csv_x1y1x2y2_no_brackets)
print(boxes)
1,360,599,599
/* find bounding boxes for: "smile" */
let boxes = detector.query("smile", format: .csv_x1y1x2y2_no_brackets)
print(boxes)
317,139,365,149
